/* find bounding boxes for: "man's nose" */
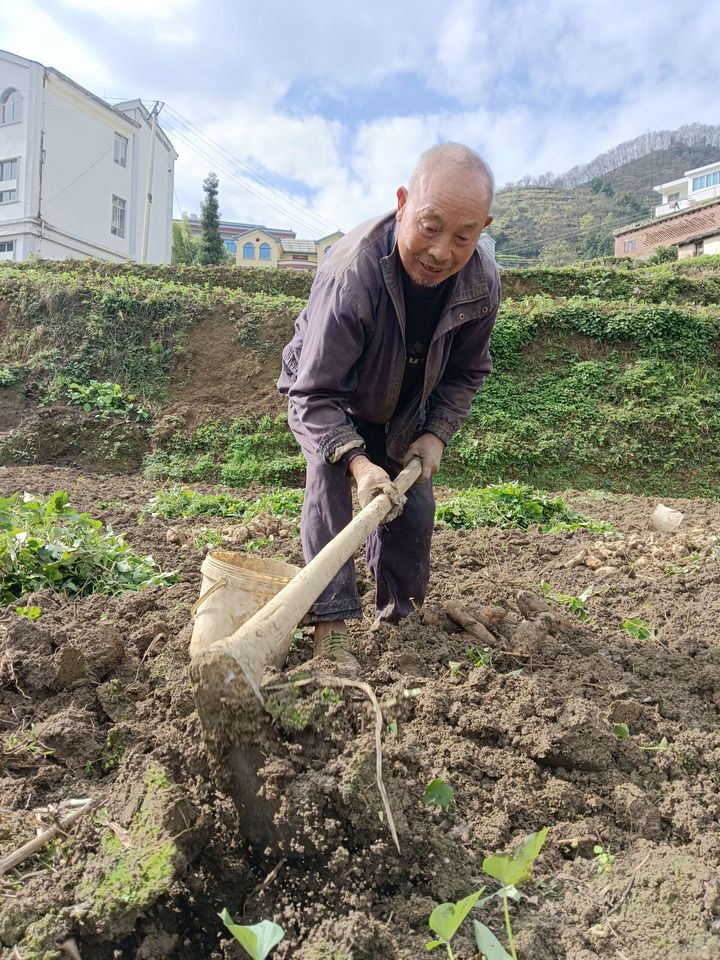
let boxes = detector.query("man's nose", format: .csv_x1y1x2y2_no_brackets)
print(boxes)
427,234,452,263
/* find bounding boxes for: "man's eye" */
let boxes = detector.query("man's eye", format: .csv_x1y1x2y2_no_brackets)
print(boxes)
456,235,472,244
420,223,438,235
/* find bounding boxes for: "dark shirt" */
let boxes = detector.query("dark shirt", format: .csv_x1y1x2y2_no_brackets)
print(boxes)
394,262,449,416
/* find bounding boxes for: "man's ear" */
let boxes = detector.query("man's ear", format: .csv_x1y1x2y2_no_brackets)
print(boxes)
396,186,408,220
483,214,494,228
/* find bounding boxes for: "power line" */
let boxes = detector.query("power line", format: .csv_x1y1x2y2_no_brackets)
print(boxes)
160,118,335,237
162,104,340,235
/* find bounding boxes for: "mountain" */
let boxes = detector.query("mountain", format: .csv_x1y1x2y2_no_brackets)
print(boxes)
491,124,720,266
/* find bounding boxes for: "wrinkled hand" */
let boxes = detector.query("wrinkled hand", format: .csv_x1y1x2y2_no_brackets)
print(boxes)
350,456,406,522
404,433,445,483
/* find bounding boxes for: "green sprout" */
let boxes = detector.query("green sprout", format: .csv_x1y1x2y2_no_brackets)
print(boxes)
423,777,453,811
15,605,42,620
622,617,655,640
465,645,494,668
613,723,630,740
474,827,550,960
593,843,614,875
219,908,284,960
541,582,594,621
426,889,484,959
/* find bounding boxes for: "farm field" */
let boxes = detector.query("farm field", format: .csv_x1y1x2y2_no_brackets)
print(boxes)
1,256,720,959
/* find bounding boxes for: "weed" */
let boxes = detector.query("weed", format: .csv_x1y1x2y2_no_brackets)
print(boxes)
593,843,614,875
436,481,611,533
613,723,630,741
219,908,284,959
427,889,484,959
2,724,54,759
423,777,453,811
622,617,655,640
0,366,20,386
15,605,42,620
192,528,223,551
465,645,494,668
63,379,150,422
0,490,177,605
246,537,272,552
639,736,670,752
541,582,594,621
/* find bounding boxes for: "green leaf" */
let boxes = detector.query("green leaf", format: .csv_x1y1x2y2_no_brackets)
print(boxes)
422,777,453,810
473,920,513,959
219,909,284,960
425,939,443,951
483,827,549,888
613,722,630,740
428,889,484,943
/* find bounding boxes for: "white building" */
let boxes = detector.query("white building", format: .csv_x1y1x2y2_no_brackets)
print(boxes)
0,50,177,263
653,159,720,218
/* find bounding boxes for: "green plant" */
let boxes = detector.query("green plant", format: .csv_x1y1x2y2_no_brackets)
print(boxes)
622,617,655,640
0,366,19,386
639,736,669,752
423,777,453,811
613,723,630,740
3,724,55,759
436,482,611,533
474,828,550,960
465,645,494,669
64,379,150,422
219,908,284,959
0,491,177,604
146,486,250,519
15,605,42,620
426,889,484,958
192,528,223,551
593,843,614,875
541,582,594,621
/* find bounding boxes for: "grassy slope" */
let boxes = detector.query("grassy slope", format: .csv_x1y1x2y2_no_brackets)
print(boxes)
1,256,720,498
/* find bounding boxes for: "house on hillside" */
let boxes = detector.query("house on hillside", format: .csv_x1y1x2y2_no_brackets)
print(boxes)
180,215,296,258
0,49,177,264
234,228,344,271
614,159,720,259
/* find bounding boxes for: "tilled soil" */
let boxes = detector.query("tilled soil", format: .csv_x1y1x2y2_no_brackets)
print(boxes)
1,465,719,960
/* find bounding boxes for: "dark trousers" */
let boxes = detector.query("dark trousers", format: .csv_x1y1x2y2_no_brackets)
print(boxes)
300,424,435,624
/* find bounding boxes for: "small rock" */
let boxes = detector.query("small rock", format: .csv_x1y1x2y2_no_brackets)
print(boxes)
595,565,619,576
516,590,551,619
165,526,183,544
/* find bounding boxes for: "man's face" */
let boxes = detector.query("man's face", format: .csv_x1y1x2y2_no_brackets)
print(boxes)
395,162,493,287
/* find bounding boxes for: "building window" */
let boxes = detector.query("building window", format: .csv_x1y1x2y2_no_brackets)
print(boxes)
111,194,126,238
113,133,128,168
0,88,21,125
259,242,271,260
0,239,14,253
691,171,720,191
224,239,237,255
623,239,636,253
243,242,255,259
667,192,680,203
0,158,17,181
694,240,704,257
0,189,17,203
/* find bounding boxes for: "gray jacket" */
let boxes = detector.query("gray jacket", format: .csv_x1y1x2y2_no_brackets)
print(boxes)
277,210,501,464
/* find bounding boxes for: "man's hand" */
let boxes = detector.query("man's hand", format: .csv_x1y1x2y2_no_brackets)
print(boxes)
404,433,445,482
349,456,406,521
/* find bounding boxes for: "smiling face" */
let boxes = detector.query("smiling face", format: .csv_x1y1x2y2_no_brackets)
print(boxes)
395,160,493,287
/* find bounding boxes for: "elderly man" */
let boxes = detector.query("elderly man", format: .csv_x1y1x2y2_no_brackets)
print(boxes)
278,142,500,670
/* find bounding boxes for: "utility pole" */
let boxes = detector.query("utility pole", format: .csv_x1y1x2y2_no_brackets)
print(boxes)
141,101,163,263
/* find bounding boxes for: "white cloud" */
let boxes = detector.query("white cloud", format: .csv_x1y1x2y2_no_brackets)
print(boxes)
0,0,113,91
58,0,196,20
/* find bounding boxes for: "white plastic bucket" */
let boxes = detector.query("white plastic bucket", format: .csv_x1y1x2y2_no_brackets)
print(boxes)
189,550,300,659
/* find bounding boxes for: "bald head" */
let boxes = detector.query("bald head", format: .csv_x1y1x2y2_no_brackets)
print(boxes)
395,143,495,287
409,143,495,204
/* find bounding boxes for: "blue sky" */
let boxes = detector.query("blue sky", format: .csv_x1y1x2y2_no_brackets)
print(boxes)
1,0,718,238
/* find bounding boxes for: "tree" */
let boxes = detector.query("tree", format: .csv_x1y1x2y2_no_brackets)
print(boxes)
172,213,200,264
197,172,228,265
